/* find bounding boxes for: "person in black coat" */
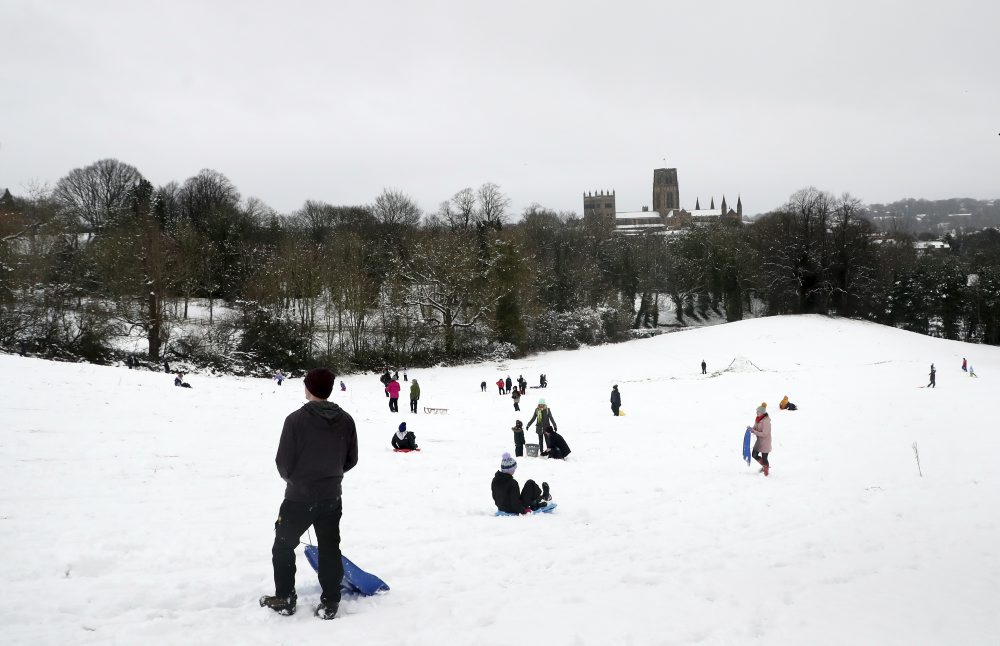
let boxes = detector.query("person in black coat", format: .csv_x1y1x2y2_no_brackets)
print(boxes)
504,376,512,394
701,359,707,375
542,428,571,460
261,367,358,620
610,385,621,416
491,453,550,514
391,422,418,450
380,369,392,397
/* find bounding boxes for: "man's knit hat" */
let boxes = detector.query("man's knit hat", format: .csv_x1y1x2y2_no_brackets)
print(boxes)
500,452,517,474
304,368,335,399
399,422,407,432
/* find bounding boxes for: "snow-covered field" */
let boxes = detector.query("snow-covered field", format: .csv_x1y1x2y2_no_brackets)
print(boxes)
2,315,998,645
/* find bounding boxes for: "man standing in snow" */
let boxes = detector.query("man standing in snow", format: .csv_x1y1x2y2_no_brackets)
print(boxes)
927,364,936,388
505,375,512,394
701,359,707,375
260,367,358,620
610,385,621,417
409,378,420,413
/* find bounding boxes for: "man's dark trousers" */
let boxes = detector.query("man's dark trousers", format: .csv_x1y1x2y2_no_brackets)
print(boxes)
272,497,343,603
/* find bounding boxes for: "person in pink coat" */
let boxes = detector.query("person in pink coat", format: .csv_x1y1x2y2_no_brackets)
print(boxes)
751,403,772,476
386,378,401,413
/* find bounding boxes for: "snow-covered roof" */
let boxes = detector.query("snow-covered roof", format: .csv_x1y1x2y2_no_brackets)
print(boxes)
913,240,950,250
615,211,662,220
690,209,722,217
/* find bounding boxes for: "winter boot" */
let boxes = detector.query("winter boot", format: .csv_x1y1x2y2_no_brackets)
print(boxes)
763,464,770,477
541,482,551,502
259,594,297,616
314,600,339,620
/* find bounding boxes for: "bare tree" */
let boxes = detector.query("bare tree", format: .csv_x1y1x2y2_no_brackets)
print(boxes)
475,182,510,229
448,187,477,231
178,169,241,230
371,188,421,227
53,158,143,232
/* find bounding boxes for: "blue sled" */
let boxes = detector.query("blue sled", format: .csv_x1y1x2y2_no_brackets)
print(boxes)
495,502,558,516
303,545,390,597
742,427,752,465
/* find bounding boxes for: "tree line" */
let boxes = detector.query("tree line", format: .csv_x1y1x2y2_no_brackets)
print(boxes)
2,159,999,374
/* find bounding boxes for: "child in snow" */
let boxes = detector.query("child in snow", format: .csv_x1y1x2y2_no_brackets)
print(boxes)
512,388,521,412
512,420,526,457
496,379,505,395
174,373,192,388
391,422,418,450
542,427,571,460
751,403,771,476
480,380,488,392
274,370,285,386
779,395,797,411
491,453,551,514
927,364,936,388
968,363,978,378
386,378,401,412
340,380,347,391
409,379,420,413
962,357,967,372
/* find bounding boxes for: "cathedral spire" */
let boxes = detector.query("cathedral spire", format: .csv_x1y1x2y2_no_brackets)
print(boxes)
710,197,715,209
695,197,700,210
722,195,728,213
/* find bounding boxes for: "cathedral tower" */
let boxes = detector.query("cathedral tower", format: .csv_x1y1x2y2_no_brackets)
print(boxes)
652,168,679,216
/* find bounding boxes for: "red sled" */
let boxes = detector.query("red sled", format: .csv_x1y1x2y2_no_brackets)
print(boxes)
393,448,421,453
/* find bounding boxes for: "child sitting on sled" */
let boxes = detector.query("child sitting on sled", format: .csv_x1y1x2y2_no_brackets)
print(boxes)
391,422,418,450
779,395,797,411
491,453,551,515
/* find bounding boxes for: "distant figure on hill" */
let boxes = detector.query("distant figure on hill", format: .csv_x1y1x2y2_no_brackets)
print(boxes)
174,373,192,388
125,355,134,369
779,395,797,411
392,370,399,381
610,385,621,417
525,399,556,454
961,357,967,372
968,363,978,378
403,368,408,382
512,387,521,411
505,376,512,394
542,427,571,460
491,453,550,515
392,422,418,450
274,370,285,386
496,378,504,395
511,420,525,457
480,380,487,392
701,359,707,375
386,378,401,412
539,374,548,388
164,360,171,373
380,369,392,397
340,380,347,392
409,379,420,413
927,364,936,388
517,375,527,394
750,403,771,476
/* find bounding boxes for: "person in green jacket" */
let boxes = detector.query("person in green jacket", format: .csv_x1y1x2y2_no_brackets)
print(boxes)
409,379,420,413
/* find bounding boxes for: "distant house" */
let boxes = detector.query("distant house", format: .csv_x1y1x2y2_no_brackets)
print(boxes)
913,240,950,254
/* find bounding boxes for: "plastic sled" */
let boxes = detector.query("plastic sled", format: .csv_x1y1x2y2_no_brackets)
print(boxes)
742,427,752,465
303,546,390,597
495,502,557,516
393,448,421,452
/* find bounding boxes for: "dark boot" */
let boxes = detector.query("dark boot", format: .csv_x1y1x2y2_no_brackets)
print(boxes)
541,481,551,501
259,594,297,616
314,599,339,620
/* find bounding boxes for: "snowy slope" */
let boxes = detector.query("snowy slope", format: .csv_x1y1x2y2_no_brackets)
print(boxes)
1,315,998,645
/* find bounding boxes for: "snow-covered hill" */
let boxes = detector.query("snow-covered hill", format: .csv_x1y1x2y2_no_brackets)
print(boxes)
2,315,998,645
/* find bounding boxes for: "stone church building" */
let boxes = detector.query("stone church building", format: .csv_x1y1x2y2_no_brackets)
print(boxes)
583,168,742,234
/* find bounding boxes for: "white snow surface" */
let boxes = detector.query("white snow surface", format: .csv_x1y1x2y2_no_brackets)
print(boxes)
2,315,998,645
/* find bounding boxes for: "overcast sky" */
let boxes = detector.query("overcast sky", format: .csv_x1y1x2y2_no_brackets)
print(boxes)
1,0,997,217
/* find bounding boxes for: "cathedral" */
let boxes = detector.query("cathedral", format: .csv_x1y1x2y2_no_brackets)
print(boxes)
583,168,742,234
